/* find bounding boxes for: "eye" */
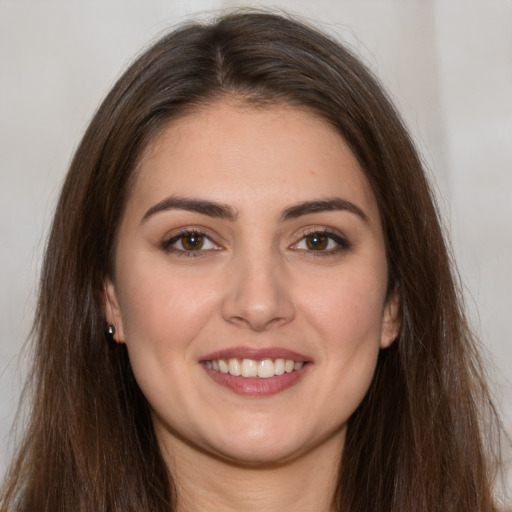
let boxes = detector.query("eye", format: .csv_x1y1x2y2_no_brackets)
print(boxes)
292,229,350,254
161,230,219,255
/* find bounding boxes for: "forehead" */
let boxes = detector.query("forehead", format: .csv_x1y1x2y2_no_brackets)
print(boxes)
128,99,380,224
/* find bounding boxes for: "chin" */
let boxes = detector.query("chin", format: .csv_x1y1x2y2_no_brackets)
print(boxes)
204,422,337,467
211,440,307,467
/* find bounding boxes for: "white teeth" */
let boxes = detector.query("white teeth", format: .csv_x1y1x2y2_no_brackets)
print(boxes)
274,358,285,375
218,359,229,374
228,358,241,376
206,357,306,378
257,359,275,378
241,358,258,377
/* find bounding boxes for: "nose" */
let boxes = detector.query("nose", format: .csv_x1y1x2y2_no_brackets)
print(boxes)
221,251,295,332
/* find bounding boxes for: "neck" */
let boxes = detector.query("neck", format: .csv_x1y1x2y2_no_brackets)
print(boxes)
161,432,344,512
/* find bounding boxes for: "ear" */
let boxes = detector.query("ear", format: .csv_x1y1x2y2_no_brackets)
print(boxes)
380,288,400,349
103,279,126,343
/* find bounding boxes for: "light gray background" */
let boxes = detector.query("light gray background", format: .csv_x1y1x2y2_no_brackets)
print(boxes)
1,0,511,489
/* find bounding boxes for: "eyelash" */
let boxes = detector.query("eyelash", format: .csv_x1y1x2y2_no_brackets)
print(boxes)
291,228,351,256
160,228,351,257
161,230,220,257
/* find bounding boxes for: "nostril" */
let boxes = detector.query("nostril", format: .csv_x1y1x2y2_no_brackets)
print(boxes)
226,314,282,332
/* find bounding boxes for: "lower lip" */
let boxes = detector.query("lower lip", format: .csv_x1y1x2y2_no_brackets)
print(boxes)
202,364,311,396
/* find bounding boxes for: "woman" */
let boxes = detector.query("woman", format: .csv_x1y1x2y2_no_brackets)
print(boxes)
1,10,503,512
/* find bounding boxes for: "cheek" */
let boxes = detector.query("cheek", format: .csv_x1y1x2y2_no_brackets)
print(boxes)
116,261,218,356
302,267,388,345
114,266,219,414
298,263,387,403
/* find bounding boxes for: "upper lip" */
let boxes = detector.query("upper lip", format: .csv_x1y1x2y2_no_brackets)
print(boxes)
200,346,311,362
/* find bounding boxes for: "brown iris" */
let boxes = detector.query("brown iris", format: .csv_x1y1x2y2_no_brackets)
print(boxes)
305,233,328,250
181,233,204,250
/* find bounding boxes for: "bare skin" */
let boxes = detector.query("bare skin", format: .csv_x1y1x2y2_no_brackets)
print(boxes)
165,426,343,512
105,99,399,511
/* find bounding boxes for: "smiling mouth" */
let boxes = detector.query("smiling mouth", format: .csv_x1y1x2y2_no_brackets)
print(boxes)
203,358,305,379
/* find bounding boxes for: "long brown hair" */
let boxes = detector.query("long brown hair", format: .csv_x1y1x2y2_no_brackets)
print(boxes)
1,10,503,511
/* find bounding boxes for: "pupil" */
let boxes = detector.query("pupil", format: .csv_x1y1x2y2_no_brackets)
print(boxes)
306,234,327,250
183,234,203,250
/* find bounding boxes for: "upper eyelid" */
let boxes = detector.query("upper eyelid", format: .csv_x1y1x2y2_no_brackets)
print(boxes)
160,225,350,248
163,226,220,242
295,226,348,241
301,226,338,235
161,228,221,252
291,227,351,250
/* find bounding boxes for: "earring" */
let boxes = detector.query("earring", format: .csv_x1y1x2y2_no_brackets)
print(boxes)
106,324,120,342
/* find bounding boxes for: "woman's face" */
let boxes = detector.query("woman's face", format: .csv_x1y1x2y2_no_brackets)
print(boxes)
105,100,399,465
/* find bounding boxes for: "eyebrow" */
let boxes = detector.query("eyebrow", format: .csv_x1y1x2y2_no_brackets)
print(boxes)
280,198,368,223
141,195,368,224
141,196,238,223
